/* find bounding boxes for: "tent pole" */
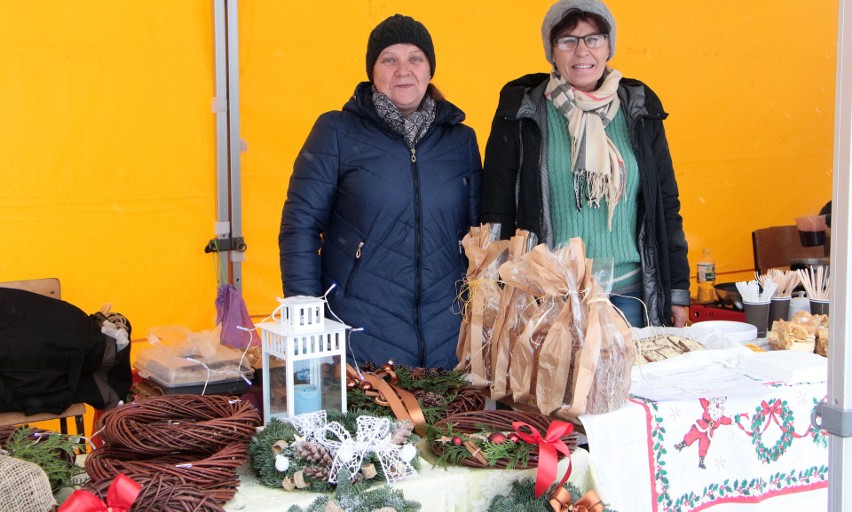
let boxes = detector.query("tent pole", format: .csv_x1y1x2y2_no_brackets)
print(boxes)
828,0,852,508
226,0,244,291
212,0,244,290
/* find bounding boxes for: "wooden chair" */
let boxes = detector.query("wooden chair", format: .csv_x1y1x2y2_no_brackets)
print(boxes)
0,278,87,436
752,226,825,275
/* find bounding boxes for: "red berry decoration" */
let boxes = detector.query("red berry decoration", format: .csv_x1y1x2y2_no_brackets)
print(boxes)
507,433,520,443
451,436,464,446
487,432,507,444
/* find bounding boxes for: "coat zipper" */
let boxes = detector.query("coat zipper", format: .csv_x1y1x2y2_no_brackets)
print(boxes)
344,241,365,295
410,146,426,366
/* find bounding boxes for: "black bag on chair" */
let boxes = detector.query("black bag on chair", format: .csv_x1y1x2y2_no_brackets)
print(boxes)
0,288,132,415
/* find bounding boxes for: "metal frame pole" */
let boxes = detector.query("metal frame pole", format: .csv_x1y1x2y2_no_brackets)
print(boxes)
828,0,852,509
212,0,243,290
226,0,244,290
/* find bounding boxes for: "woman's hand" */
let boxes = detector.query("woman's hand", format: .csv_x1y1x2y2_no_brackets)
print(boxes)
671,305,688,327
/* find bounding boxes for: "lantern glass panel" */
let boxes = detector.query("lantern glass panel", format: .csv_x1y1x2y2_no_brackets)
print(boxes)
266,353,288,420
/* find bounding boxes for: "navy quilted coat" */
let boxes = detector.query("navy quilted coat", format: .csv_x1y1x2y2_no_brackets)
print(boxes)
279,82,481,369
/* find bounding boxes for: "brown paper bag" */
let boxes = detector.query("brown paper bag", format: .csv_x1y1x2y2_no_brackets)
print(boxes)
558,255,635,417
455,224,508,388
509,295,557,404
490,230,536,401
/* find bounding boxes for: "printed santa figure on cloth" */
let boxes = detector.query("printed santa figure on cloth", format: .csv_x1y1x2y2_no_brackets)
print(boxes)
674,397,733,469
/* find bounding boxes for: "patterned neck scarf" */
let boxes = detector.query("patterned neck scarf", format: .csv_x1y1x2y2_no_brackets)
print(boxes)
545,68,625,230
372,86,436,147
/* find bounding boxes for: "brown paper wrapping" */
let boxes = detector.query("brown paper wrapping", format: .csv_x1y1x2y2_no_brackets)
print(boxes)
459,229,634,417
489,230,535,401
455,224,508,388
557,247,634,417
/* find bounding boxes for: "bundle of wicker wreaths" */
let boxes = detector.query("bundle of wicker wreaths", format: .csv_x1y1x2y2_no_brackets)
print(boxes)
85,394,261,511
429,410,580,469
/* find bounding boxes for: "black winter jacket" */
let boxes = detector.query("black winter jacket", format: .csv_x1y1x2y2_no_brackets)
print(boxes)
279,82,481,368
481,73,689,325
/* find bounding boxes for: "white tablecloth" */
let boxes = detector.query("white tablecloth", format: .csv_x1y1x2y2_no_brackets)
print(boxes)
225,446,601,512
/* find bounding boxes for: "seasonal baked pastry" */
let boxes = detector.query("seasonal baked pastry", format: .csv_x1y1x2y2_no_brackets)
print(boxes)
767,311,829,355
634,334,705,365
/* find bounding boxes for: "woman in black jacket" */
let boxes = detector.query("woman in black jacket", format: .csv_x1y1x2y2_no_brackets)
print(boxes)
279,15,481,368
481,0,689,327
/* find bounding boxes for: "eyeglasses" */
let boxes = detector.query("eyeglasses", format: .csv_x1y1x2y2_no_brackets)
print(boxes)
555,34,608,51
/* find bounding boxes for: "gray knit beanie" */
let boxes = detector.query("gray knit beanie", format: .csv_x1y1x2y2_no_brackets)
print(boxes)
541,0,616,63
366,14,436,81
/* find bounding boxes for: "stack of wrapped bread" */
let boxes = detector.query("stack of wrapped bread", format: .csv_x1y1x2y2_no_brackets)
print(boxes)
768,310,829,356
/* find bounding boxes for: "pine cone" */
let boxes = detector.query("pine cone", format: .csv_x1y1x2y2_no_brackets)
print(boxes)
360,361,377,373
424,367,446,378
391,420,414,444
414,390,446,407
292,440,334,466
303,465,330,482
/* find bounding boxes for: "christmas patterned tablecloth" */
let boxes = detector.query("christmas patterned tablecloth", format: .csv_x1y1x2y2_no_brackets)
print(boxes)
581,357,828,512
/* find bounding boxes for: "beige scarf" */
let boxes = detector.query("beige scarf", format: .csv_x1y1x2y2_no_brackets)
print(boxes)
545,68,625,230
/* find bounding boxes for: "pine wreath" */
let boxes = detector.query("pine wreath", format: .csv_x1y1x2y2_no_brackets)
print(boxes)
0,425,85,492
346,362,482,424
285,468,421,512
428,410,579,470
486,479,613,512
248,410,420,493
748,399,796,463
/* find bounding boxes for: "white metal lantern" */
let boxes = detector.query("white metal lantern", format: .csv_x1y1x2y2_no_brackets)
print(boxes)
258,296,347,424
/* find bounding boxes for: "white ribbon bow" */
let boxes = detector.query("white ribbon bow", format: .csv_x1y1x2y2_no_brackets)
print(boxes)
325,415,418,484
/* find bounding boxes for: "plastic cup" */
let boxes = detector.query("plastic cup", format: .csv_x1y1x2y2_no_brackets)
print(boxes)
795,215,827,247
743,301,771,338
809,299,830,316
768,296,791,330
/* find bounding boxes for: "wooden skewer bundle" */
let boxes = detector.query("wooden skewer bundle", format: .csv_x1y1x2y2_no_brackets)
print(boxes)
763,269,801,297
797,266,830,300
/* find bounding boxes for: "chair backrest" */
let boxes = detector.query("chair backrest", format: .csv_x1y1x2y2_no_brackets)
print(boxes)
0,278,60,299
752,226,824,275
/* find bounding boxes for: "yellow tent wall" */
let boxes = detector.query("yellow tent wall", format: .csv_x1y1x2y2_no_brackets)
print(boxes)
1,0,836,337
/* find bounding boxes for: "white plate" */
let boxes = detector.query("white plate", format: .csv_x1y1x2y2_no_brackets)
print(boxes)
688,320,758,344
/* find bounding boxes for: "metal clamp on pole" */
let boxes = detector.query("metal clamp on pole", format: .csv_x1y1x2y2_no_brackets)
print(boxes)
204,237,247,253
813,401,852,437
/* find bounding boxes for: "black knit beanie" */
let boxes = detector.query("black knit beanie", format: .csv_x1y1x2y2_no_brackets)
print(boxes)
366,14,436,81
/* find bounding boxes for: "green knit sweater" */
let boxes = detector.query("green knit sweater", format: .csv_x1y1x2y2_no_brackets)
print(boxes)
547,101,641,292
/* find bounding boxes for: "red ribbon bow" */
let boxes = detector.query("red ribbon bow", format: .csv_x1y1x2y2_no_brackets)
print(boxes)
760,399,782,416
759,399,783,432
512,420,575,498
59,474,142,512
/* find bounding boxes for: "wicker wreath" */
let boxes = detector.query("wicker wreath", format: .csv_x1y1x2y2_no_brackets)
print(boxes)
84,473,229,512
96,394,261,455
429,410,579,469
88,394,262,507
85,442,246,501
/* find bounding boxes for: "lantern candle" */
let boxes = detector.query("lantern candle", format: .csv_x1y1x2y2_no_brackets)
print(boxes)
294,384,322,415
